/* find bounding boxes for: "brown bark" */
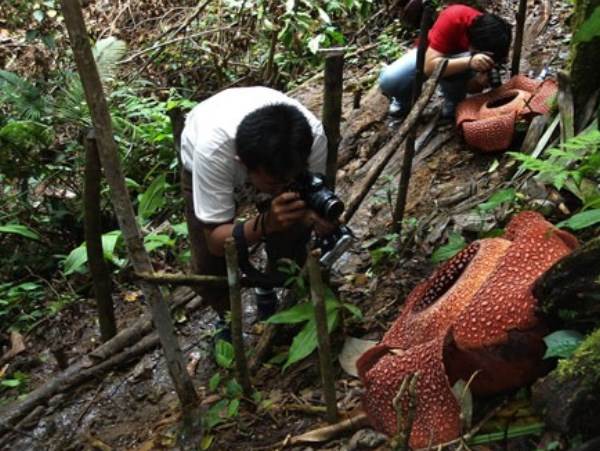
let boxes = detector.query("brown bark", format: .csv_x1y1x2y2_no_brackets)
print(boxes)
307,251,338,423
322,51,344,189
60,0,199,428
393,0,434,234
511,0,527,76
84,131,116,341
224,239,252,397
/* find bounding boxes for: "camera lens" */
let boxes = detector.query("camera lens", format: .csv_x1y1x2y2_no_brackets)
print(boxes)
323,198,344,221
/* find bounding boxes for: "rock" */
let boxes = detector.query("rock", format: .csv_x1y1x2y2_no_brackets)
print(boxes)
451,211,497,233
347,428,388,450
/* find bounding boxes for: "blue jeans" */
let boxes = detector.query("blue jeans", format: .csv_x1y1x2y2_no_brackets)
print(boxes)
379,49,473,112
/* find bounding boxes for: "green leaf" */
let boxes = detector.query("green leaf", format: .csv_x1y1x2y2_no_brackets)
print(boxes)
477,188,516,212
227,398,240,417
101,230,122,261
431,232,466,263
317,7,331,24
204,399,229,430
573,6,600,44
543,330,584,359
226,379,243,398
266,302,314,324
214,339,235,369
171,222,188,236
283,310,339,370
556,209,600,230
0,224,40,241
1,379,23,388
63,244,88,275
342,303,362,319
137,174,168,221
143,233,174,252
208,373,221,392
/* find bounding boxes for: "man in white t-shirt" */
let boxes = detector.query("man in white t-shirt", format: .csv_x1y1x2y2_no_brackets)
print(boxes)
180,87,331,332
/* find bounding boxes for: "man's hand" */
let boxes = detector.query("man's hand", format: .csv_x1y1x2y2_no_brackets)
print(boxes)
469,53,494,72
467,71,490,93
265,192,307,233
302,210,337,237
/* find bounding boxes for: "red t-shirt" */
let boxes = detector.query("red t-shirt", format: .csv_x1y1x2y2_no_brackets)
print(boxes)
427,5,482,54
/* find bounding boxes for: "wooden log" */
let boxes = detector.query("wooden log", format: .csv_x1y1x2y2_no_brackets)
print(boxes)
557,70,575,145
322,51,345,189
307,251,338,423
534,235,600,323
224,239,252,397
60,0,200,426
135,271,228,286
84,131,116,341
511,0,527,76
341,58,448,224
0,288,196,438
392,0,434,235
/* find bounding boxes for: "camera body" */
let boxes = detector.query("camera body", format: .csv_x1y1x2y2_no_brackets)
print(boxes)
489,67,502,88
290,172,353,267
291,173,345,222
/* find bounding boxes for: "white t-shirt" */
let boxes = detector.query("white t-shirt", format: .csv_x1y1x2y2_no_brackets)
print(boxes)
181,86,328,224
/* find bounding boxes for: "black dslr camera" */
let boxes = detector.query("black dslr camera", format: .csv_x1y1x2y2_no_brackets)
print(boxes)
291,173,354,267
489,67,502,88
292,173,344,221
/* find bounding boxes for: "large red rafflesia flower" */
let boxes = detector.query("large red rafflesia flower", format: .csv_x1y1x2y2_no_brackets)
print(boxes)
456,76,557,153
357,212,578,448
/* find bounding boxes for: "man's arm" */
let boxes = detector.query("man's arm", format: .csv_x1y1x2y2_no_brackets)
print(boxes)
424,47,494,77
204,192,308,256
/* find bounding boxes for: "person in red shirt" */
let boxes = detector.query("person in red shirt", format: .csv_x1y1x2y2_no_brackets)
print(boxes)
379,4,512,119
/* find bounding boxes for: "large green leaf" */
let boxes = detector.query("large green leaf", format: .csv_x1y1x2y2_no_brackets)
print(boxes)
431,232,466,263
63,244,88,275
573,6,600,44
543,330,584,359
267,297,340,325
283,310,339,370
0,224,40,241
556,209,600,230
137,174,168,221
477,188,516,212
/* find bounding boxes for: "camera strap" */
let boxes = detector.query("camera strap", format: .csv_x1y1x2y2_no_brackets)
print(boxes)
231,221,285,289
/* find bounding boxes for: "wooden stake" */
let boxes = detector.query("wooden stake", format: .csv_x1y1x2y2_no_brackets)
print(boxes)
393,1,434,236
557,70,575,144
307,250,338,423
224,238,252,397
322,50,344,189
60,0,200,432
84,131,116,341
341,58,448,224
511,0,527,76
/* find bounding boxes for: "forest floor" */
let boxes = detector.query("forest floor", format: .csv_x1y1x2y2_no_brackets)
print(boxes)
0,0,580,450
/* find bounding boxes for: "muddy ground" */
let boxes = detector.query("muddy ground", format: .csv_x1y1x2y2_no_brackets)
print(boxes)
0,0,577,449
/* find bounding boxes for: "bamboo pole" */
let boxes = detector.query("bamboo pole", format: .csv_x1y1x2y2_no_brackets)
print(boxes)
224,238,252,397
307,250,338,423
392,0,434,235
322,50,345,189
83,131,116,341
60,0,200,432
341,58,448,224
511,0,527,76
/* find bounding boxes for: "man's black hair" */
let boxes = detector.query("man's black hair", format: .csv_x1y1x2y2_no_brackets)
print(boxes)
468,13,512,63
235,103,313,180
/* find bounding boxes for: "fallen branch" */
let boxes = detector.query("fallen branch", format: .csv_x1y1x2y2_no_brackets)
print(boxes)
135,271,228,286
0,288,197,439
341,58,448,224
284,411,369,446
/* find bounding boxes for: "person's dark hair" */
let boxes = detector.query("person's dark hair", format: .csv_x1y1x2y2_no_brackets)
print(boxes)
467,13,512,63
235,103,313,180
